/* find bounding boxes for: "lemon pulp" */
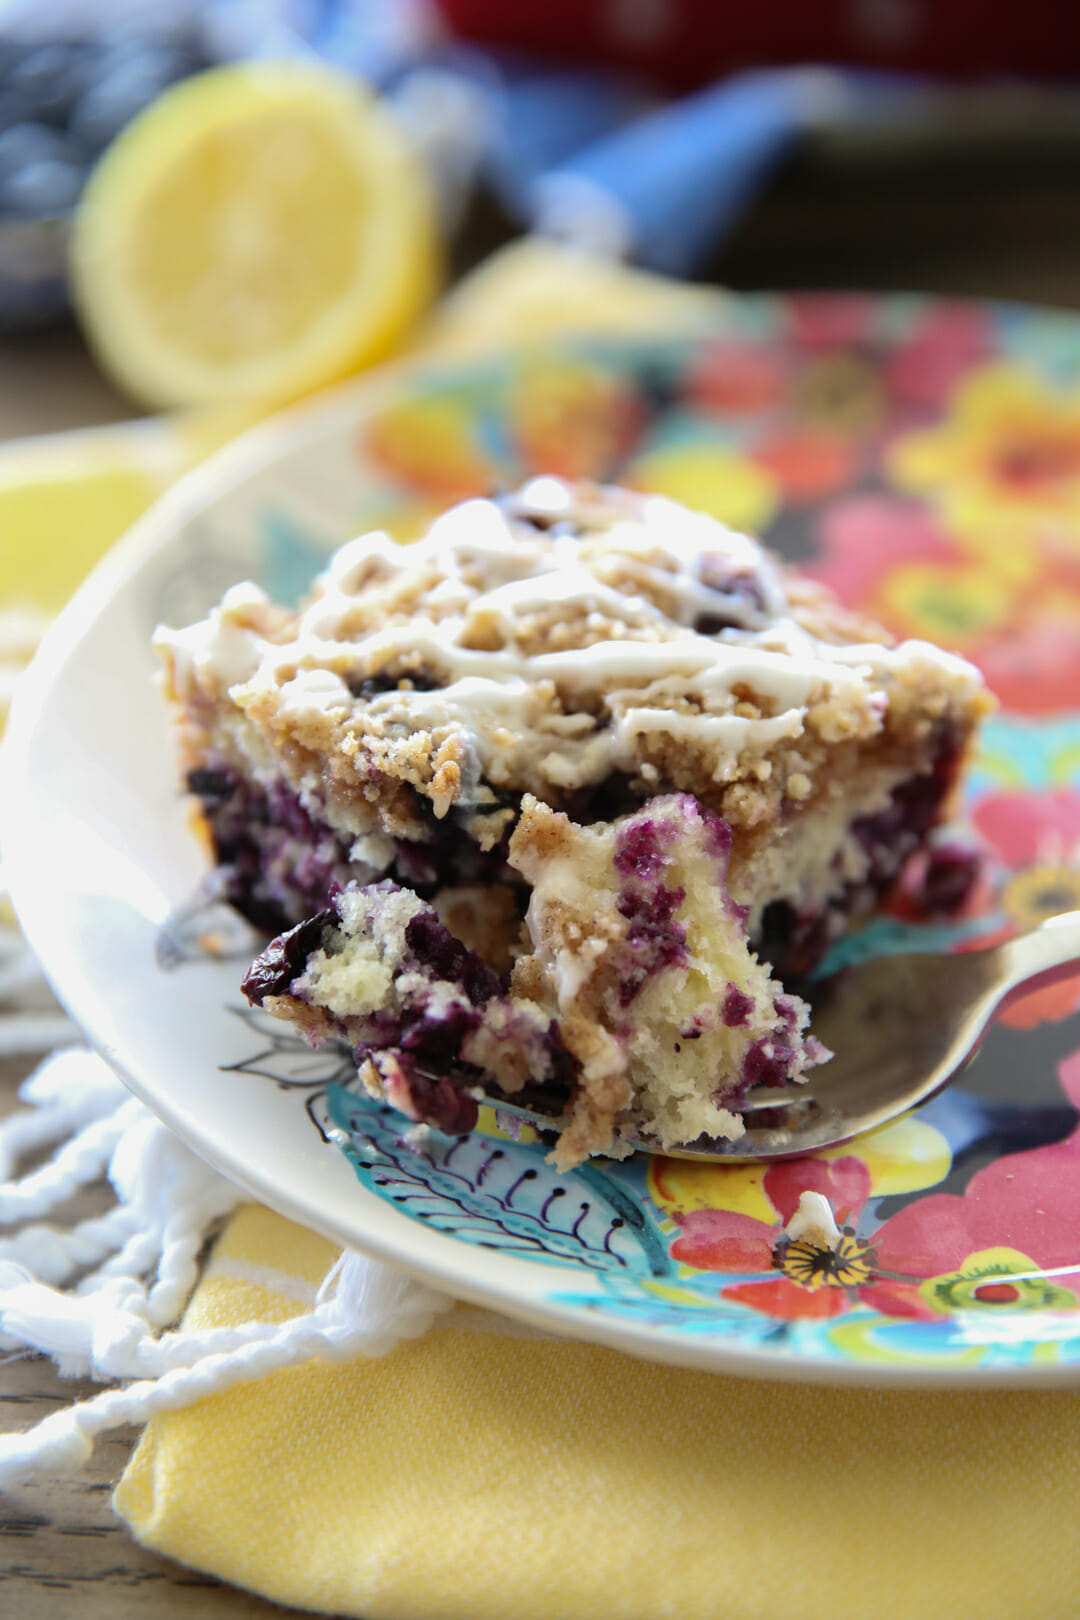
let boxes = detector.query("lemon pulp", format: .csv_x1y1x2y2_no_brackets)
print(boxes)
71,62,440,409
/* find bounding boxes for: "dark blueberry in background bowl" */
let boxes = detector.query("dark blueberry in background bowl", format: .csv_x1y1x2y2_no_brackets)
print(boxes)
70,44,195,150
0,125,85,217
7,42,94,127
0,27,207,328
0,88,37,134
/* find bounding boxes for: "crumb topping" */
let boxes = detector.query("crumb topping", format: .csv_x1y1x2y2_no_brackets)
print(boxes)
154,481,985,825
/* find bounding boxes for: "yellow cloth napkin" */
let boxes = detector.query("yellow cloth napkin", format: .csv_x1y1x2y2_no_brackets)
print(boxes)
7,245,1079,1619
114,1205,1080,1620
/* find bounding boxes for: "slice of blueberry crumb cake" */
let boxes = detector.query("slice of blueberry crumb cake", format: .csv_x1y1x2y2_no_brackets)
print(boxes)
155,478,991,1168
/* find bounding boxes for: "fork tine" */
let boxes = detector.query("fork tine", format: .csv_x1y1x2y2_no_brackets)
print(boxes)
738,1085,812,1111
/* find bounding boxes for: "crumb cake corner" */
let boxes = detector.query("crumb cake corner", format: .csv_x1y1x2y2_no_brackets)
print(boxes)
155,477,991,1168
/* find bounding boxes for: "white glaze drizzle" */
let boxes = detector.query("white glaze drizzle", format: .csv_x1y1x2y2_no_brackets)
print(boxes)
156,582,268,697
155,483,983,781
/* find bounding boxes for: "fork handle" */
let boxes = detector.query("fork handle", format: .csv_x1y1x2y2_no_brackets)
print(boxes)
995,909,1080,1005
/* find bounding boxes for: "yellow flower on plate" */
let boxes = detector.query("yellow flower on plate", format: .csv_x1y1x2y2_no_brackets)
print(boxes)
844,1114,953,1197
794,351,883,433
920,1247,1077,1315
889,362,1080,542
775,1230,878,1292
361,394,496,499
648,1159,775,1225
507,357,641,481
1001,864,1080,932
875,560,1014,650
647,1114,951,1223
626,441,779,533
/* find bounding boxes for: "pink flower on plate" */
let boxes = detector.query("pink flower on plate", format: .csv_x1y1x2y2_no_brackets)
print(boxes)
804,494,957,613
973,788,1080,870
751,428,859,503
668,1156,879,1321
974,619,1080,716
961,789,1080,1029
662,1050,1080,1321
885,304,993,412
786,294,878,351
683,339,790,416
859,1050,1080,1319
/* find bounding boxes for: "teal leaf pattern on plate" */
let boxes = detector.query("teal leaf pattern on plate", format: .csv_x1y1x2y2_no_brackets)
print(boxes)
258,509,333,607
324,1085,673,1278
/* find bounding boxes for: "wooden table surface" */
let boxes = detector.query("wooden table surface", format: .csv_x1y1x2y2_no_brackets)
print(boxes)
3,139,1080,1617
0,1053,288,1617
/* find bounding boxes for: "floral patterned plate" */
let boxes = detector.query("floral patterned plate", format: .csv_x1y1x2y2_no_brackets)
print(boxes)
10,294,1080,1384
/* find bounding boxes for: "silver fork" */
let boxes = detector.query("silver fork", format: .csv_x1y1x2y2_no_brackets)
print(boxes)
487,910,1080,1162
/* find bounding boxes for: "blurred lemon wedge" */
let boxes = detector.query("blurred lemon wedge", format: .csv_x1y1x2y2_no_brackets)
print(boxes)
70,61,441,410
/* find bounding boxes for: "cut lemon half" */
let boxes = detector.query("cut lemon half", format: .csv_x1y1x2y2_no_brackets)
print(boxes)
70,61,441,410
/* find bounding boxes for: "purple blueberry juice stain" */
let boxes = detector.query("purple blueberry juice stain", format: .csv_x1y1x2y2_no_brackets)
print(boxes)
722,984,754,1027
188,764,519,933
403,910,502,1003
699,804,733,865
376,1063,480,1135
614,815,677,882
753,734,965,980
189,765,357,931
913,842,981,916
741,1037,796,1090
615,882,688,1007
613,808,692,1004
850,729,963,883
351,992,489,1136
771,994,799,1036
611,798,743,1007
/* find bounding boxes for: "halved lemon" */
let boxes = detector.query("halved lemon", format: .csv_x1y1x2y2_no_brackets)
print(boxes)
70,61,441,409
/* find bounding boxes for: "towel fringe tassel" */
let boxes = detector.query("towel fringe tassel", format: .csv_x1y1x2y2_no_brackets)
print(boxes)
0,917,452,1485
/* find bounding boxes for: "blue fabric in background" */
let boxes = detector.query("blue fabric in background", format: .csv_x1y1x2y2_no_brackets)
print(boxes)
152,1,935,274
473,56,653,224
532,67,926,273
533,70,831,274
